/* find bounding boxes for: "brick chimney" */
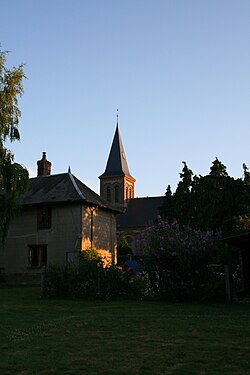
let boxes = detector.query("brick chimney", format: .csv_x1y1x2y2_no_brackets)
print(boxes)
37,152,52,176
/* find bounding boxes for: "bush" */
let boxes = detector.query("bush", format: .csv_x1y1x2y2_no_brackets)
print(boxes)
41,262,144,300
41,222,228,302
99,267,143,300
79,248,102,264
41,264,79,298
138,218,227,302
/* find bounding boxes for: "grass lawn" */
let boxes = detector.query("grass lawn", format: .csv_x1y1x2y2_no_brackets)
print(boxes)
1,286,250,374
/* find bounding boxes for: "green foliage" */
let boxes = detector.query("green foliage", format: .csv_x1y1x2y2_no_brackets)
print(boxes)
171,162,194,226
243,163,250,185
41,264,79,298
160,184,173,220
99,267,142,300
209,157,228,177
138,218,227,302
79,248,102,265
41,262,143,300
0,48,28,244
117,235,133,265
0,50,25,144
235,214,250,232
161,158,250,236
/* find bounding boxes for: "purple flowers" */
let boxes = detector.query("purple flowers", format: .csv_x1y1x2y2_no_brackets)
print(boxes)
137,218,224,301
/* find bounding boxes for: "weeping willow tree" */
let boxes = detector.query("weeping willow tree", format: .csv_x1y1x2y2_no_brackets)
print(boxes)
0,48,29,244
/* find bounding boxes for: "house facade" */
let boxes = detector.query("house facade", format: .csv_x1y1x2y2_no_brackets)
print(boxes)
0,153,119,283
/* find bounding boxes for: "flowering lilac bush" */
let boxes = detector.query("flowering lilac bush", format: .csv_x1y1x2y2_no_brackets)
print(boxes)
138,218,226,301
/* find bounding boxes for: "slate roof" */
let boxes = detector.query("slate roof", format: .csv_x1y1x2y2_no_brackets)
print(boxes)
18,172,120,212
99,125,135,179
117,196,164,228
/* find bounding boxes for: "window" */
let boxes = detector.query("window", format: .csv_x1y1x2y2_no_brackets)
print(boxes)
125,186,128,200
107,186,111,202
37,206,51,229
28,245,47,267
129,187,132,199
115,185,119,203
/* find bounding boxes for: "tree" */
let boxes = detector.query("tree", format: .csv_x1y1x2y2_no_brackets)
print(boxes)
191,166,246,234
209,157,228,177
161,158,250,236
160,184,173,220
174,162,194,225
243,163,250,185
162,162,194,226
235,164,250,232
0,48,28,244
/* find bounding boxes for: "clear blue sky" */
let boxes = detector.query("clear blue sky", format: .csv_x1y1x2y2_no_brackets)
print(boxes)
1,0,250,197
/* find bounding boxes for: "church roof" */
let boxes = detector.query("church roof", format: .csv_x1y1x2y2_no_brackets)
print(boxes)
99,125,134,179
18,172,120,212
117,196,164,228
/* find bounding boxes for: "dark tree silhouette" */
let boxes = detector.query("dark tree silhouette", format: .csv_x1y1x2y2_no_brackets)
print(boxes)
161,158,250,236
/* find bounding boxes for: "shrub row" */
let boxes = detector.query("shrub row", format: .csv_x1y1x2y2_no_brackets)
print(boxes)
41,223,233,302
41,263,143,300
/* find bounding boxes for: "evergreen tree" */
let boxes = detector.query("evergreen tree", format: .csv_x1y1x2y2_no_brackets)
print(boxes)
243,163,250,185
160,184,173,221
235,163,250,232
161,158,250,236
173,161,194,226
209,157,228,177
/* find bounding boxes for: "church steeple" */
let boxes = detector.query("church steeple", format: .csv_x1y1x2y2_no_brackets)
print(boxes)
99,116,135,207
100,124,132,178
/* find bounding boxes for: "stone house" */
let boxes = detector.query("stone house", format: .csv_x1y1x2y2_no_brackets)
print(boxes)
0,152,119,283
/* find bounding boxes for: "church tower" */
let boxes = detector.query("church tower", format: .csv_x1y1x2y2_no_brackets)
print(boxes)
99,117,135,208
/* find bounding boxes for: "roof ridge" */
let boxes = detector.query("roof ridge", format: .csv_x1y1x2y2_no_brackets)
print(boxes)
29,172,68,180
68,172,85,200
73,174,122,211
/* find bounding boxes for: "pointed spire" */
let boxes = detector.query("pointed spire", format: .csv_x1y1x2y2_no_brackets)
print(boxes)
99,116,133,178
68,166,71,173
